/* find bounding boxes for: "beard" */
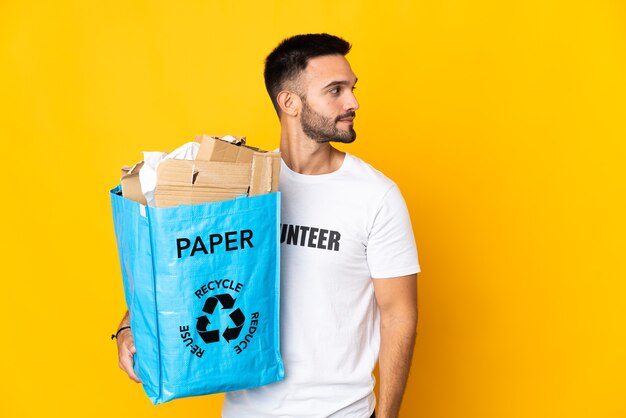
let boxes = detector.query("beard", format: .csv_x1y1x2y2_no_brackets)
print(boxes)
300,98,357,144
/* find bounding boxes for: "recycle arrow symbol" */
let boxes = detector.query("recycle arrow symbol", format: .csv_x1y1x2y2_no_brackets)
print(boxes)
201,294,237,315
195,293,244,344
196,315,219,344
222,308,245,342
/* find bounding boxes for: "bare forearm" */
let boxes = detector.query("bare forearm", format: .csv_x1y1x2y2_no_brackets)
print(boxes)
377,318,417,418
119,310,130,328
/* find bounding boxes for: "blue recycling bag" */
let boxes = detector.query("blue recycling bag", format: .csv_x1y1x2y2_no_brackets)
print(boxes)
110,186,284,404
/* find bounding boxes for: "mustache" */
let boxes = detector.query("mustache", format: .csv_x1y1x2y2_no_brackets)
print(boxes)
335,111,356,122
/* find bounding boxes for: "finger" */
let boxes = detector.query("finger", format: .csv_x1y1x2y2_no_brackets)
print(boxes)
127,368,142,383
119,353,142,383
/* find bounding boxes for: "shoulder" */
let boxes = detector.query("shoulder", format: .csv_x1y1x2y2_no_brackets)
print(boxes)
343,153,397,193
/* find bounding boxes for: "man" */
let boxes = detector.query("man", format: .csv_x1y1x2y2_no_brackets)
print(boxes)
116,33,419,418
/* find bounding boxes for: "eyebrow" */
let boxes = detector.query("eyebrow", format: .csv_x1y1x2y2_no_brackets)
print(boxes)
321,77,358,90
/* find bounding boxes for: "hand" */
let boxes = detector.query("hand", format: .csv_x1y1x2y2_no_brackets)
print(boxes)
117,328,141,383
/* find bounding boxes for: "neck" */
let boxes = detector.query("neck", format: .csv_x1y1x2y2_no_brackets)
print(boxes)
279,118,345,175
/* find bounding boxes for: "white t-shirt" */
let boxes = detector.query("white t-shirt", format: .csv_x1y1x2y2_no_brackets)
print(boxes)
222,153,420,418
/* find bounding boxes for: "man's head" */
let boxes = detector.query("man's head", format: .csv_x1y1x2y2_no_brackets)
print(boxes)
264,33,359,143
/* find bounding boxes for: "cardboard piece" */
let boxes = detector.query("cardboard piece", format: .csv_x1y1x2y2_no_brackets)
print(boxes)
120,135,280,208
121,161,147,205
195,134,246,146
195,135,260,163
249,152,281,196
154,160,252,208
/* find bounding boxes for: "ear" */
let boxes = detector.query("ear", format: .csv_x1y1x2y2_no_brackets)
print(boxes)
276,90,301,117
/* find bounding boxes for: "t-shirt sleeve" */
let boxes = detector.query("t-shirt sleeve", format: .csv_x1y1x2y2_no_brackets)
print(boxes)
367,184,420,279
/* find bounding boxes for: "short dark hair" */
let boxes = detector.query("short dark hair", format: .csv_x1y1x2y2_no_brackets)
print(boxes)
264,33,352,115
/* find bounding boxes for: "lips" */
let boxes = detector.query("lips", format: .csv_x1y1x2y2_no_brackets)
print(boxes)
336,112,356,123
337,115,355,124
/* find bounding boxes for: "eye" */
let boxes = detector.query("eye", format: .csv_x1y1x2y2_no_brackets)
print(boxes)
329,87,341,94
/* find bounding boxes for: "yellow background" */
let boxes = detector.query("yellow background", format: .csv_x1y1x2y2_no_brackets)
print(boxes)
1,1,624,417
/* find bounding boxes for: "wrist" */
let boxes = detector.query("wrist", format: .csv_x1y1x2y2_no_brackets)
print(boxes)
111,325,131,340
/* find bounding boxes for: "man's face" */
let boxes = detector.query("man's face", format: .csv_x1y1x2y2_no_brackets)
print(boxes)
296,55,360,143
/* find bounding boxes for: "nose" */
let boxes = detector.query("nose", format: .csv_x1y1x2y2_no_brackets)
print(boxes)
344,91,360,112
